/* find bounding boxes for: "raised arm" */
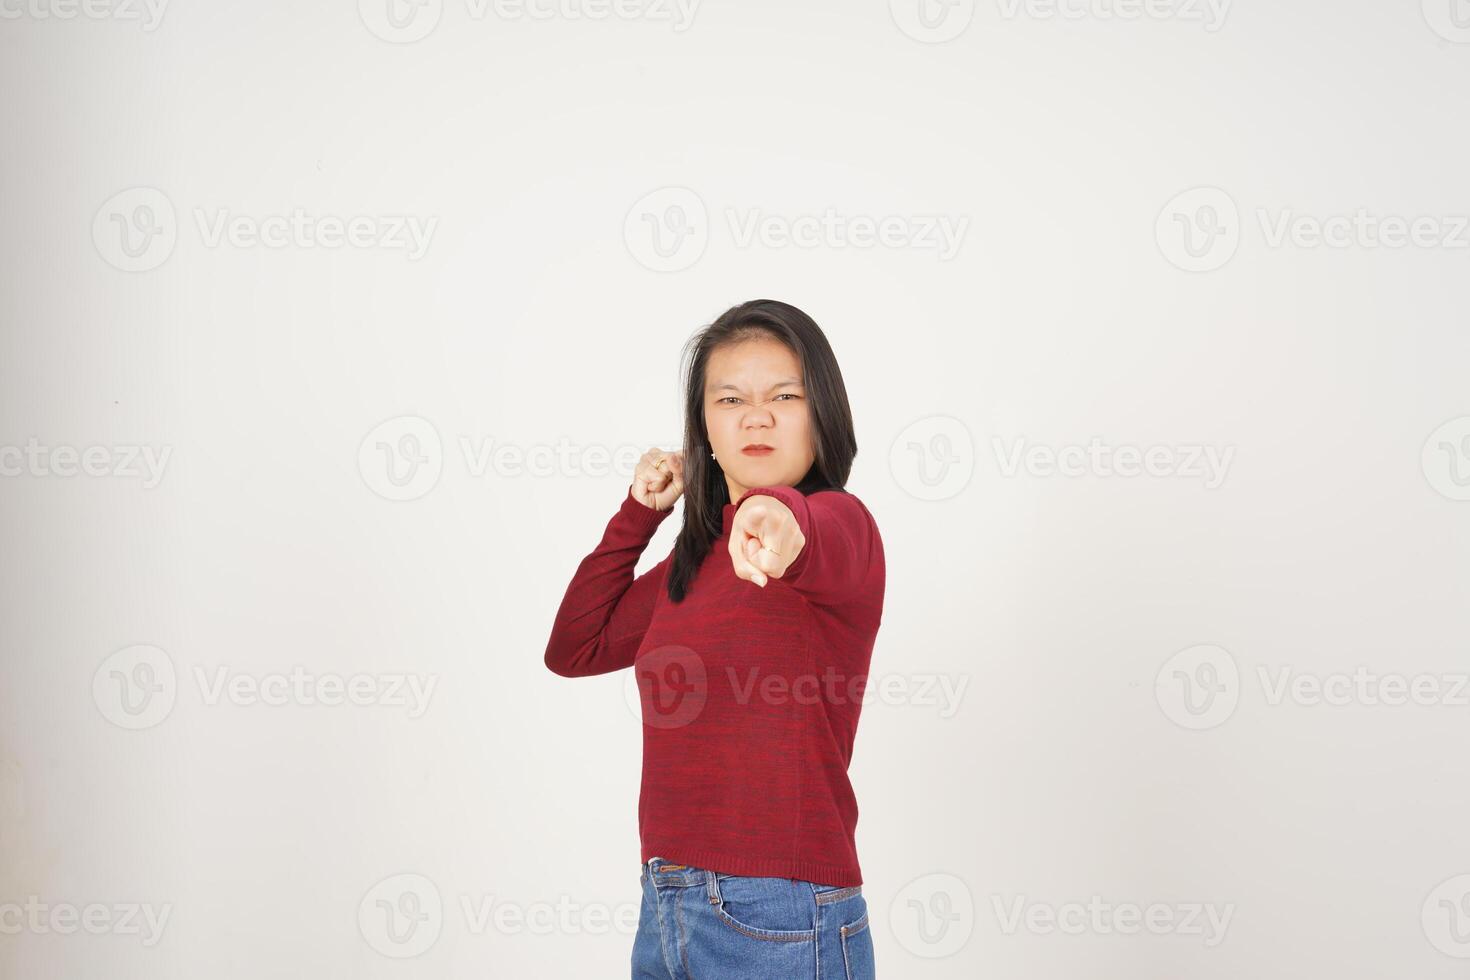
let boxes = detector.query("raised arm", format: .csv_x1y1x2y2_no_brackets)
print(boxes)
543,491,674,677
732,486,881,606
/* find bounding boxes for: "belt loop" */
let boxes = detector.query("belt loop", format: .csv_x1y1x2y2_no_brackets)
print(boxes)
705,869,720,905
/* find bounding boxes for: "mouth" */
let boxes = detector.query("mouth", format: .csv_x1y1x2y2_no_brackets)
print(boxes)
741,444,775,456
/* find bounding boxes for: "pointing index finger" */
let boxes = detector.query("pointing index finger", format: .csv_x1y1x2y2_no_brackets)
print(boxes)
728,526,768,588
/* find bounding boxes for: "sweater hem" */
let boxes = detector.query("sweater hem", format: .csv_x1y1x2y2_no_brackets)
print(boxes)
639,844,862,888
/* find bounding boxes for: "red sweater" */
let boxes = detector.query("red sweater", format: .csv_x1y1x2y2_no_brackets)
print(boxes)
544,484,886,887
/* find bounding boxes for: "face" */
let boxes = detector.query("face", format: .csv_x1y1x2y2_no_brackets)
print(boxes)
703,335,815,502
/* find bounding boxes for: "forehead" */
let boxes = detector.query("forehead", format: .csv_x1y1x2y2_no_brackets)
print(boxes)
705,337,803,390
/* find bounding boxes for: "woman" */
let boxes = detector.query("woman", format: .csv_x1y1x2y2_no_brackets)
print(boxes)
544,299,886,979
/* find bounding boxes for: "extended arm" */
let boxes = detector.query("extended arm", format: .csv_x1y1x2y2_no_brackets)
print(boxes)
732,486,878,605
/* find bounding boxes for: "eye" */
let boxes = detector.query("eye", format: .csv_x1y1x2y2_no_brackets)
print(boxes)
715,393,801,405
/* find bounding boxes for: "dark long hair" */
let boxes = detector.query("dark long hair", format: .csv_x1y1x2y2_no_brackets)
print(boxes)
666,299,858,603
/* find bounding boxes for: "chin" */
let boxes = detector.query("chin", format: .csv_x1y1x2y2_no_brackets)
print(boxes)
735,462,796,484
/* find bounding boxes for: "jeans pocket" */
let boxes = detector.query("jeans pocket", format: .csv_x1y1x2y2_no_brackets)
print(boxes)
712,875,816,943
839,900,875,980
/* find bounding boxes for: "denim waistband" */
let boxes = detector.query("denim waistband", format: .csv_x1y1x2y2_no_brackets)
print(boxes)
641,855,860,899
643,855,713,887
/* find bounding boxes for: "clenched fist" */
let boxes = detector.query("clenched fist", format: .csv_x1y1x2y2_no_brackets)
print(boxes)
630,448,685,511
728,495,806,588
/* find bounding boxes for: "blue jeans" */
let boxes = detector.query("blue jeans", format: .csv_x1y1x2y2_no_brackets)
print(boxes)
632,856,876,980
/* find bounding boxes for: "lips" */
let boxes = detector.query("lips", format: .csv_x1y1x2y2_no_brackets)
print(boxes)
741,445,775,456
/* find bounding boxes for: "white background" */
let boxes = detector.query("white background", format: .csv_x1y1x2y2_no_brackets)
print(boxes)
2,0,1469,976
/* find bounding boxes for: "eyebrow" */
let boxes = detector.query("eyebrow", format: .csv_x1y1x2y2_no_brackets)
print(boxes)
708,379,804,393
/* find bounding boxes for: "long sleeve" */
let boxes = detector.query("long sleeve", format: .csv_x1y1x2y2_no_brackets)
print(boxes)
733,486,880,606
543,490,675,677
